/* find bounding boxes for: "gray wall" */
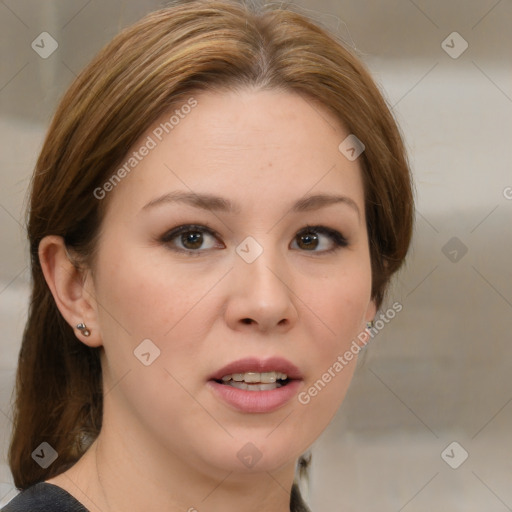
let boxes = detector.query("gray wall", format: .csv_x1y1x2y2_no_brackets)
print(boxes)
1,1,511,510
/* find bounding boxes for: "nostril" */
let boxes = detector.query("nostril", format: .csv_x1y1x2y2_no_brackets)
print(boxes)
241,318,253,325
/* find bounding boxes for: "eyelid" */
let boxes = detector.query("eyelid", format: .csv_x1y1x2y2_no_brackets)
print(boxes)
160,223,220,242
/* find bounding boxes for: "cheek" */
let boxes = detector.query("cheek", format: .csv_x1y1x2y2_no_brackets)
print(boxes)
296,262,371,402
92,243,229,390
304,261,372,339
295,291,365,433
94,245,208,339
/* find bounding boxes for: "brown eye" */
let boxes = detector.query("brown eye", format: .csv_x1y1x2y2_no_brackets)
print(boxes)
161,224,222,254
181,231,204,250
291,225,348,253
296,231,319,250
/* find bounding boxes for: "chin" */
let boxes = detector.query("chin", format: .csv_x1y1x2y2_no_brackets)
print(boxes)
202,432,305,476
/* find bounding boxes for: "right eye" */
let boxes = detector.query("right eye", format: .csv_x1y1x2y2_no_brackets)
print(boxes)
160,224,224,254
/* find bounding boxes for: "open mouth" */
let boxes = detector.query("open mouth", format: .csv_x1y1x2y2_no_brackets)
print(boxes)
208,360,302,412
215,371,291,391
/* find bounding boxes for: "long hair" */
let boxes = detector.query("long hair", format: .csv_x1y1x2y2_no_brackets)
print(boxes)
8,0,413,492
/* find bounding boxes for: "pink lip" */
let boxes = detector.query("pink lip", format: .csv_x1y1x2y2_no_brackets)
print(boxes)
207,380,302,413
207,357,303,413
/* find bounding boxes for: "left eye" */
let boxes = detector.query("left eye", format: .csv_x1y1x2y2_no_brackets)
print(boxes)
290,226,348,252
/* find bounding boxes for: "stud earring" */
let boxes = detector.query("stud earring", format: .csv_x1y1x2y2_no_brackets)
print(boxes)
366,321,375,329
76,322,91,337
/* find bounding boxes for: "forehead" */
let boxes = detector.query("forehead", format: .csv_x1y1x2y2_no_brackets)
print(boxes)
101,88,366,221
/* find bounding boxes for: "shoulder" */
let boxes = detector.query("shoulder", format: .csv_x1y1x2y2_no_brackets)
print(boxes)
1,482,89,512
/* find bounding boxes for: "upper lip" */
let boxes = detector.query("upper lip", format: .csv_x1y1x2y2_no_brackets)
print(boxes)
209,357,303,381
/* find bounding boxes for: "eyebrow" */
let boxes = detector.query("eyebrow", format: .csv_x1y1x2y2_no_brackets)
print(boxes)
141,191,360,219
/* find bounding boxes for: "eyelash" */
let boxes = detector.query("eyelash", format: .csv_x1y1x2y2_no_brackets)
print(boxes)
159,223,348,256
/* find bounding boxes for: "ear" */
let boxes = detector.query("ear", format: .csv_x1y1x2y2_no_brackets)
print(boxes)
38,235,102,347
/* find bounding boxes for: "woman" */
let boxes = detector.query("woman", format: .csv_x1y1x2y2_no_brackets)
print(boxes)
3,1,413,510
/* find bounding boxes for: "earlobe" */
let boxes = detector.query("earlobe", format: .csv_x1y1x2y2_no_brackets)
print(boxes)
366,300,377,328
355,299,378,348
38,235,102,347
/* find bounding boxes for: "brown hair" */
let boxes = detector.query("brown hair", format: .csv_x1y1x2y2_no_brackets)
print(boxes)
8,0,413,494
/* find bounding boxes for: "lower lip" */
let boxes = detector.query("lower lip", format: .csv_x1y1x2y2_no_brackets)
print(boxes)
207,380,302,413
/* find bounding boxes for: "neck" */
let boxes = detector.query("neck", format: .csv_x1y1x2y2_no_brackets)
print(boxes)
53,412,297,512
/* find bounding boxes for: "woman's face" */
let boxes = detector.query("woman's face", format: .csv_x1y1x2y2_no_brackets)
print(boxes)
87,89,376,477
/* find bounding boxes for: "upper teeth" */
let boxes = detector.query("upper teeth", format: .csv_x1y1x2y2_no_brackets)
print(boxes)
221,371,288,383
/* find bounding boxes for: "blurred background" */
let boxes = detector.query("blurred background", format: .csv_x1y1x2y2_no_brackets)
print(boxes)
1,1,511,510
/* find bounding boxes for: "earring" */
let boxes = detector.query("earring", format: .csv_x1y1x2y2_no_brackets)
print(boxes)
76,322,91,337
366,321,375,329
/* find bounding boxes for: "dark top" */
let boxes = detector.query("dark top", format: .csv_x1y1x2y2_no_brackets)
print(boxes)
1,482,88,511
2,481,311,511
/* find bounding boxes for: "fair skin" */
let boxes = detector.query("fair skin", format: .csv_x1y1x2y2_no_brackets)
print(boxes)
39,88,376,512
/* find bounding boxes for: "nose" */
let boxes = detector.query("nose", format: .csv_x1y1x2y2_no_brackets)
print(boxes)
224,243,298,334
